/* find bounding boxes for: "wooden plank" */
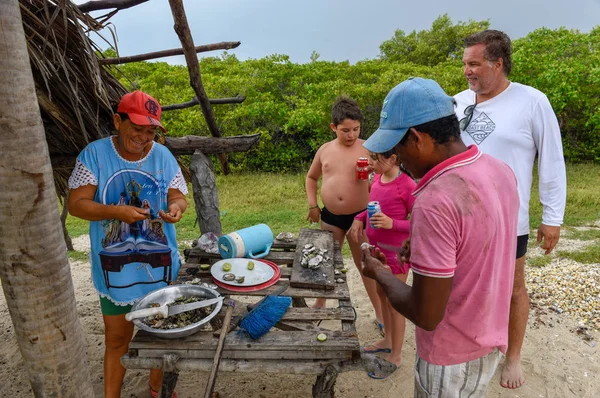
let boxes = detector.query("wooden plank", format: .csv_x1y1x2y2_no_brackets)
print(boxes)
172,278,350,300
135,348,353,361
290,229,335,290
130,330,359,352
185,240,296,262
122,355,373,375
212,306,355,322
339,300,357,333
249,307,354,322
275,321,331,332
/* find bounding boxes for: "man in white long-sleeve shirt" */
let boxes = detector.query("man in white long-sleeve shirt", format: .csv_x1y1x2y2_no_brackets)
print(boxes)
454,30,567,390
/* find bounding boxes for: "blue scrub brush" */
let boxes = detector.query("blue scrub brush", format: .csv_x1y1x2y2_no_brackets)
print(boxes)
239,294,292,339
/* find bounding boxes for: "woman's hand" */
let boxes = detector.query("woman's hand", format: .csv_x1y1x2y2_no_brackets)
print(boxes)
116,205,149,224
369,212,393,229
161,189,187,224
160,202,183,223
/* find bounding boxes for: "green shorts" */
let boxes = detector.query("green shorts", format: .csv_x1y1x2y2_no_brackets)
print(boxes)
99,296,133,316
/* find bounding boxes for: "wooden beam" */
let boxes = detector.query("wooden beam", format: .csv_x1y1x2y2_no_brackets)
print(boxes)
78,0,149,13
167,0,230,174
121,353,395,375
164,134,259,156
162,96,245,111
50,134,260,169
98,41,241,65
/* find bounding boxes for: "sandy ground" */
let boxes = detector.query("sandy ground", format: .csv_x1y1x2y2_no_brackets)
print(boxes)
1,235,598,398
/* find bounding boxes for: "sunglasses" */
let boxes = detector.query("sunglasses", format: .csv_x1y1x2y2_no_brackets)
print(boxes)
459,104,476,131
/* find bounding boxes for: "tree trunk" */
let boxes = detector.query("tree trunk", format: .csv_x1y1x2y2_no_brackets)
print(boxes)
190,151,222,235
0,1,93,396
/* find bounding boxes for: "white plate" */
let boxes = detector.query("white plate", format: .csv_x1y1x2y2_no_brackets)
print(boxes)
210,258,275,287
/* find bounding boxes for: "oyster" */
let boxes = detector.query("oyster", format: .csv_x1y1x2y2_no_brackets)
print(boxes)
222,272,236,281
308,255,324,269
235,275,245,283
276,232,295,242
141,296,215,330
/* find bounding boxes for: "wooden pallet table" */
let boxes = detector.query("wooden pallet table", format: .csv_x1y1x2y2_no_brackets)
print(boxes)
122,235,390,397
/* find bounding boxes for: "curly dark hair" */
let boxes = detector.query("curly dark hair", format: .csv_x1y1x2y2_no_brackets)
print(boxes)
464,30,512,76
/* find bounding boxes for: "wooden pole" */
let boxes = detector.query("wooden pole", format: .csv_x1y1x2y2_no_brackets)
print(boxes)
99,41,241,65
167,0,230,174
49,133,260,169
78,0,149,13
203,301,234,398
162,95,245,111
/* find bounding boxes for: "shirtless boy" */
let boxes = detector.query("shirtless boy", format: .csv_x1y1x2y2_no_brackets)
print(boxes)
306,96,376,311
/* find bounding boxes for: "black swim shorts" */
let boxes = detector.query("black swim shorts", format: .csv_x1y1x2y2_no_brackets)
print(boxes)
320,207,365,231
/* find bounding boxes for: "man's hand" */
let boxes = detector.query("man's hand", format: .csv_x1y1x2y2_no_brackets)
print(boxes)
360,244,390,280
369,212,393,229
537,224,561,255
347,219,364,243
398,238,411,263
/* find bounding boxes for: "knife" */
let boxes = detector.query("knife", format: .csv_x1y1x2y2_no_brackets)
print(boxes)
125,296,223,321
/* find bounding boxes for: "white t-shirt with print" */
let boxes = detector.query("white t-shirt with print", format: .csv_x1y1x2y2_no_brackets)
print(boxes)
455,82,566,236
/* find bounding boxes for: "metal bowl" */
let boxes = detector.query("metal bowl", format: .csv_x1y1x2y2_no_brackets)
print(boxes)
130,285,222,339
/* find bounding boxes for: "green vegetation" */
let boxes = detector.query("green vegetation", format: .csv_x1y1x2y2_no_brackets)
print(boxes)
563,228,600,241
526,255,553,268
557,243,600,264
529,163,600,228
379,14,489,65
68,250,89,262
107,16,600,170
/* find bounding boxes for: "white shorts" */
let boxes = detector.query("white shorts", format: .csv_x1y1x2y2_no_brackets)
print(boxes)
414,349,502,397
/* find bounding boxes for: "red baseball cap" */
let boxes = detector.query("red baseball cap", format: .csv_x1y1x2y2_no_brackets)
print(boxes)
117,91,166,133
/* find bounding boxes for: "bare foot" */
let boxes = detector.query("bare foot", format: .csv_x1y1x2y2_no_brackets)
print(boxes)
386,354,402,368
500,359,525,389
312,298,327,309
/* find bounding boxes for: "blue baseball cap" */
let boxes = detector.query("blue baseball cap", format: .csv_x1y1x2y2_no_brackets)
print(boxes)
363,77,455,153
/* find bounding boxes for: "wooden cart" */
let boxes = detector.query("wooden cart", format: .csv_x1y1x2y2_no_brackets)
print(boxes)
122,234,392,397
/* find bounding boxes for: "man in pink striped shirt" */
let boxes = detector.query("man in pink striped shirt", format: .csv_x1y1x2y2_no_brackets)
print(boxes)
361,77,519,397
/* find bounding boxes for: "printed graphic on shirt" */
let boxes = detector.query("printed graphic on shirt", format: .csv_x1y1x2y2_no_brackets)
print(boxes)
98,169,172,289
465,111,496,144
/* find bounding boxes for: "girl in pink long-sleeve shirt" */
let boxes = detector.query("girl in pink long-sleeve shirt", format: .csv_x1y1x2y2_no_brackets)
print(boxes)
349,149,416,377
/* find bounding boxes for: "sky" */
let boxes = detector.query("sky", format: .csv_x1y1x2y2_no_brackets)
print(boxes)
81,0,600,65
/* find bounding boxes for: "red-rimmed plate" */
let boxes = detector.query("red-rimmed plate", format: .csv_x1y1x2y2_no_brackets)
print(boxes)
212,259,281,292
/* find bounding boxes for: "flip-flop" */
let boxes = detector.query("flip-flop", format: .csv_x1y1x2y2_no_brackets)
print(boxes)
151,387,177,398
368,370,395,379
367,359,399,379
361,344,392,354
374,320,385,337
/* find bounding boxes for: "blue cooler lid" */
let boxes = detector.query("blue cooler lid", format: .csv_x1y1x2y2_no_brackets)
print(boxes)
218,235,238,258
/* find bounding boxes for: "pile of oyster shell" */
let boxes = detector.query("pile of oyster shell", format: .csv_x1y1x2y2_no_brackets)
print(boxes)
141,296,214,330
300,243,330,269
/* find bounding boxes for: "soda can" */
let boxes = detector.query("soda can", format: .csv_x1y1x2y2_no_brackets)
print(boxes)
367,201,381,228
356,157,369,180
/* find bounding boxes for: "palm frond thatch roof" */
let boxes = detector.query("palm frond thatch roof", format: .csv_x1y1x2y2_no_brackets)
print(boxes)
20,0,127,195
